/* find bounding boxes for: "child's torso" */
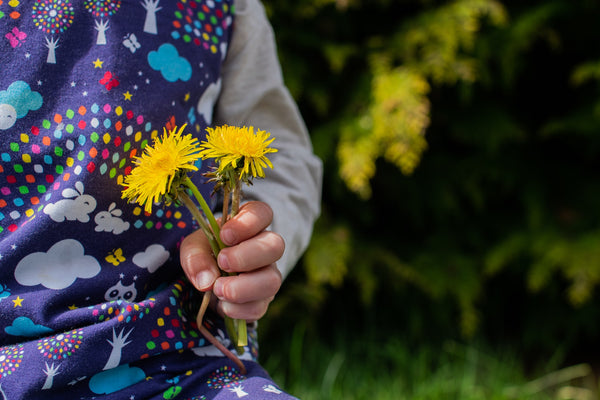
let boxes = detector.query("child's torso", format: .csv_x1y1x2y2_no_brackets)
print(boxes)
0,1,252,397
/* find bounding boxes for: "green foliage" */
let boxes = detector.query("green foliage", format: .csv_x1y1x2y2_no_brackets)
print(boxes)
262,329,597,400
263,0,600,362
338,63,430,197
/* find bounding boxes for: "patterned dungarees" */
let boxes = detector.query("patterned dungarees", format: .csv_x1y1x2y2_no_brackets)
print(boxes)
0,1,295,398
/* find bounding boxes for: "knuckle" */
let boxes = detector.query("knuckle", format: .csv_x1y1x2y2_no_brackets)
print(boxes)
273,233,285,252
256,201,273,220
260,232,285,255
266,266,282,291
247,301,269,321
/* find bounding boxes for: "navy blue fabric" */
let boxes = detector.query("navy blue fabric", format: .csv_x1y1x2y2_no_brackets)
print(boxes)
0,1,295,398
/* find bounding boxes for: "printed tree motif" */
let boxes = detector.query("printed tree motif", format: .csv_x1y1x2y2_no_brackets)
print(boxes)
94,19,110,45
84,0,121,45
103,327,133,370
141,0,161,34
42,363,61,390
44,37,59,64
229,385,248,398
31,0,75,64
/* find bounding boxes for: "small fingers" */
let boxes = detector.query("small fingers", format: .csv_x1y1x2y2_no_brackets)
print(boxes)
217,298,273,322
213,264,282,321
220,201,273,246
217,231,285,273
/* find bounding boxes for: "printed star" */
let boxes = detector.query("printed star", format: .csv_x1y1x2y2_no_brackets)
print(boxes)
83,91,88,97
119,273,125,279
145,78,150,84
71,81,76,87
130,396,135,400
123,91,133,101
11,244,16,250
184,93,190,102
37,80,42,86
12,296,24,307
93,58,104,68
138,71,143,76
68,304,78,310
25,52,31,59
160,365,167,371
133,84,139,90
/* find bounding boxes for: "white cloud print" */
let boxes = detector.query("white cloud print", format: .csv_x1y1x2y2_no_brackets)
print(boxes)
15,239,101,290
132,244,170,274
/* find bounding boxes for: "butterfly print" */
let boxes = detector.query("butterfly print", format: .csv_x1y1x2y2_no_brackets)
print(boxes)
105,248,126,266
5,27,27,48
122,33,141,53
99,71,120,91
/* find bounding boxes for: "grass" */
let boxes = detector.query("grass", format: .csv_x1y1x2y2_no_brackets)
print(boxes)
259,324,598,400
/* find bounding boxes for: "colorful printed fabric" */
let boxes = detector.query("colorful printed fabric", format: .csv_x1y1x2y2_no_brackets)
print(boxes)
0,1,296,398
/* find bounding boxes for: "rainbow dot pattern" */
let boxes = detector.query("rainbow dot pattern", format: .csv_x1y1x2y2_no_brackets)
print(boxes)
141,281,202,359
89,297,156,324
206,365,245,389
32,0,75,35
171,0,232,54
0,344,24,378
0,0,22,20
84,0,121,18
0,102,191,236
37,329,83,361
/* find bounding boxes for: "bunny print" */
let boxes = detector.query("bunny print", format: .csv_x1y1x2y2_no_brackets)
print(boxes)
43,181,97,223
95,202,130,235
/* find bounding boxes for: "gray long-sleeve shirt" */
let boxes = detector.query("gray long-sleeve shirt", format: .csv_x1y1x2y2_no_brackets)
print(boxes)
216,0,323,278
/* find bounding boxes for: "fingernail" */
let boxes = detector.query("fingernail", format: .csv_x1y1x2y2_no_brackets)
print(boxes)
221,228,236,245
213,280,224,299
217,252,230,271
195,270,215,290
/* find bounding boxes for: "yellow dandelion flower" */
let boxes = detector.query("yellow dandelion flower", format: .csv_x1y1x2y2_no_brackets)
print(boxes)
122,124,201,213
199,125,277,179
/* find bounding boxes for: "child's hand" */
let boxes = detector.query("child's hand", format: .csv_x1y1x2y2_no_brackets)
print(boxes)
180,201,284,322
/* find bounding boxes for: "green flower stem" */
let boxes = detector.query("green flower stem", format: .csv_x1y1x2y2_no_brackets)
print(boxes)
231,174,242,218
184,176,225,250
225,316,240,354
236,317,248,350
179,192,221,257
182,176,248,350
221,185,231,227
229,176,248,348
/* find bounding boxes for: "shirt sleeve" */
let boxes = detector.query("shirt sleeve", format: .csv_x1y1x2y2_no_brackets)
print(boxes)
213,0,323,278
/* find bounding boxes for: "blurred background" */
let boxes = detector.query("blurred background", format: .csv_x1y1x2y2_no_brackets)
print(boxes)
257,0,600,398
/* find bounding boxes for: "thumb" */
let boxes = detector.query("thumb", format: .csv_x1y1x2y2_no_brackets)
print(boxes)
180,229,220,291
